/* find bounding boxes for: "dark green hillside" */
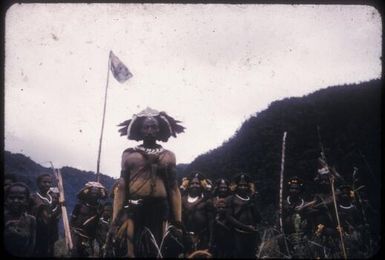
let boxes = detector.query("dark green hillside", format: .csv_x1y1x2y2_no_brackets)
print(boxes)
185,79,381,227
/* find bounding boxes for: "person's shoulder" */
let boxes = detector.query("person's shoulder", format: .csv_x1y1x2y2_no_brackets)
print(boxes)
159,149,176,161
121,148,145,161
122,147,139,154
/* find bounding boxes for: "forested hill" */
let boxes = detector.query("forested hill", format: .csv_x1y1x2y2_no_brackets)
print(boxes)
4,151,116,219
4,79,381,230
184,79,381,218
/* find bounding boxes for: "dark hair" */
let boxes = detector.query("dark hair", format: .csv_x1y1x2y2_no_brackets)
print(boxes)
5,182,31,199
212,178,230,196
36,173,51,184
118,110,185,142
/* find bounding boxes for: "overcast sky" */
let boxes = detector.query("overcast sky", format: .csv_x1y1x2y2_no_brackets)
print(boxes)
4,4,381,179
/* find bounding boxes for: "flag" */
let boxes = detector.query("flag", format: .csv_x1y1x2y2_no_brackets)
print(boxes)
109,51,133,83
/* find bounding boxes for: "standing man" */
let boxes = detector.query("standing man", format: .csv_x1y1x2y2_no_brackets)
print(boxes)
226,174,261,258
30,173,61,257
109,107,185,257
335,184,364,258
307,164,340,258
208,178,233,258
279,176,312,258
181,172,212,254
70,182,108,257
4,182,36,257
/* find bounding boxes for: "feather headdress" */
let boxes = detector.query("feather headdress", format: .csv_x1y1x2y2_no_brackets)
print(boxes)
117,107,185,142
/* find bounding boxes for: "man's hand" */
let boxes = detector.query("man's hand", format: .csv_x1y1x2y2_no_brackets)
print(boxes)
336,225,344,234
315,224,325,236
169,221,184,244
247,225,258,233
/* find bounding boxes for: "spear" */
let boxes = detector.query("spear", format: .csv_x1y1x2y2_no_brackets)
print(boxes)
278,131,291,258
49,162,73,252
316,126,347,259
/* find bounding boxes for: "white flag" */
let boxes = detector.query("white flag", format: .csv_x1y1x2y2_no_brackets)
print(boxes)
109,51,133,83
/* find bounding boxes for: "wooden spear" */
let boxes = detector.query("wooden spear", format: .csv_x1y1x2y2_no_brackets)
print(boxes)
50,163,73,252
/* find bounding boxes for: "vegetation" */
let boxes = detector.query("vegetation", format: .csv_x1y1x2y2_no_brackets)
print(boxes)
182,79,381,231
4,79,381,256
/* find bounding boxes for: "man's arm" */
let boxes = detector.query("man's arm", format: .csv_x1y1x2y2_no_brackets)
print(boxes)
162,151,182,224
112,151,132,222
112,178,125,222
167,167,182,223
225,198,257,232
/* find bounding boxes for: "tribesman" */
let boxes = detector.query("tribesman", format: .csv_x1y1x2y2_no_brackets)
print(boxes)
70,181,108,257
108,107,185,257
335,184,364,258
30,173,61,257
307,160,341,258
181,172,212,255
4,182,36,257
226,173,261,258
278,176,312,258
208,178,233,258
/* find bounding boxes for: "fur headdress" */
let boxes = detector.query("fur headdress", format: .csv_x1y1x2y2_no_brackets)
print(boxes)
287,176,304,192
117,107,185,142
77,181,108,200
183,172,212,191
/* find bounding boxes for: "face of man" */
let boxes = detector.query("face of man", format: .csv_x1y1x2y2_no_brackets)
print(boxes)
236,181,250,197
102,206,113,220
217,182,229,197
188,177,202,197
338,187,353,204
6,185,28,214
288,179,302,195
87,187,100,202
38,176,52,193
141,117,160,142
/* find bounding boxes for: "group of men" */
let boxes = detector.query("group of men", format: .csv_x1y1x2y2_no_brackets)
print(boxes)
4,173,61,257
3,107,375,258
275,164,372,259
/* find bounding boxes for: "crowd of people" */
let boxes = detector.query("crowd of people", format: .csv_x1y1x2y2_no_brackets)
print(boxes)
4,169,375,258
3,107,377,258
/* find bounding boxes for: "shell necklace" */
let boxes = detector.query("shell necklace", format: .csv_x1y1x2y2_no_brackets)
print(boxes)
236,194,250,201
37,191,52,204
287,196,304,208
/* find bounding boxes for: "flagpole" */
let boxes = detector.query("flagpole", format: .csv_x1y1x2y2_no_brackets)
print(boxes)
96,51,111,182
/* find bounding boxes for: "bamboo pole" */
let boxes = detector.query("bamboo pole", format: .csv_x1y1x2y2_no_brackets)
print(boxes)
96,52,112,182
50,162,73,252
278,131,291,258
